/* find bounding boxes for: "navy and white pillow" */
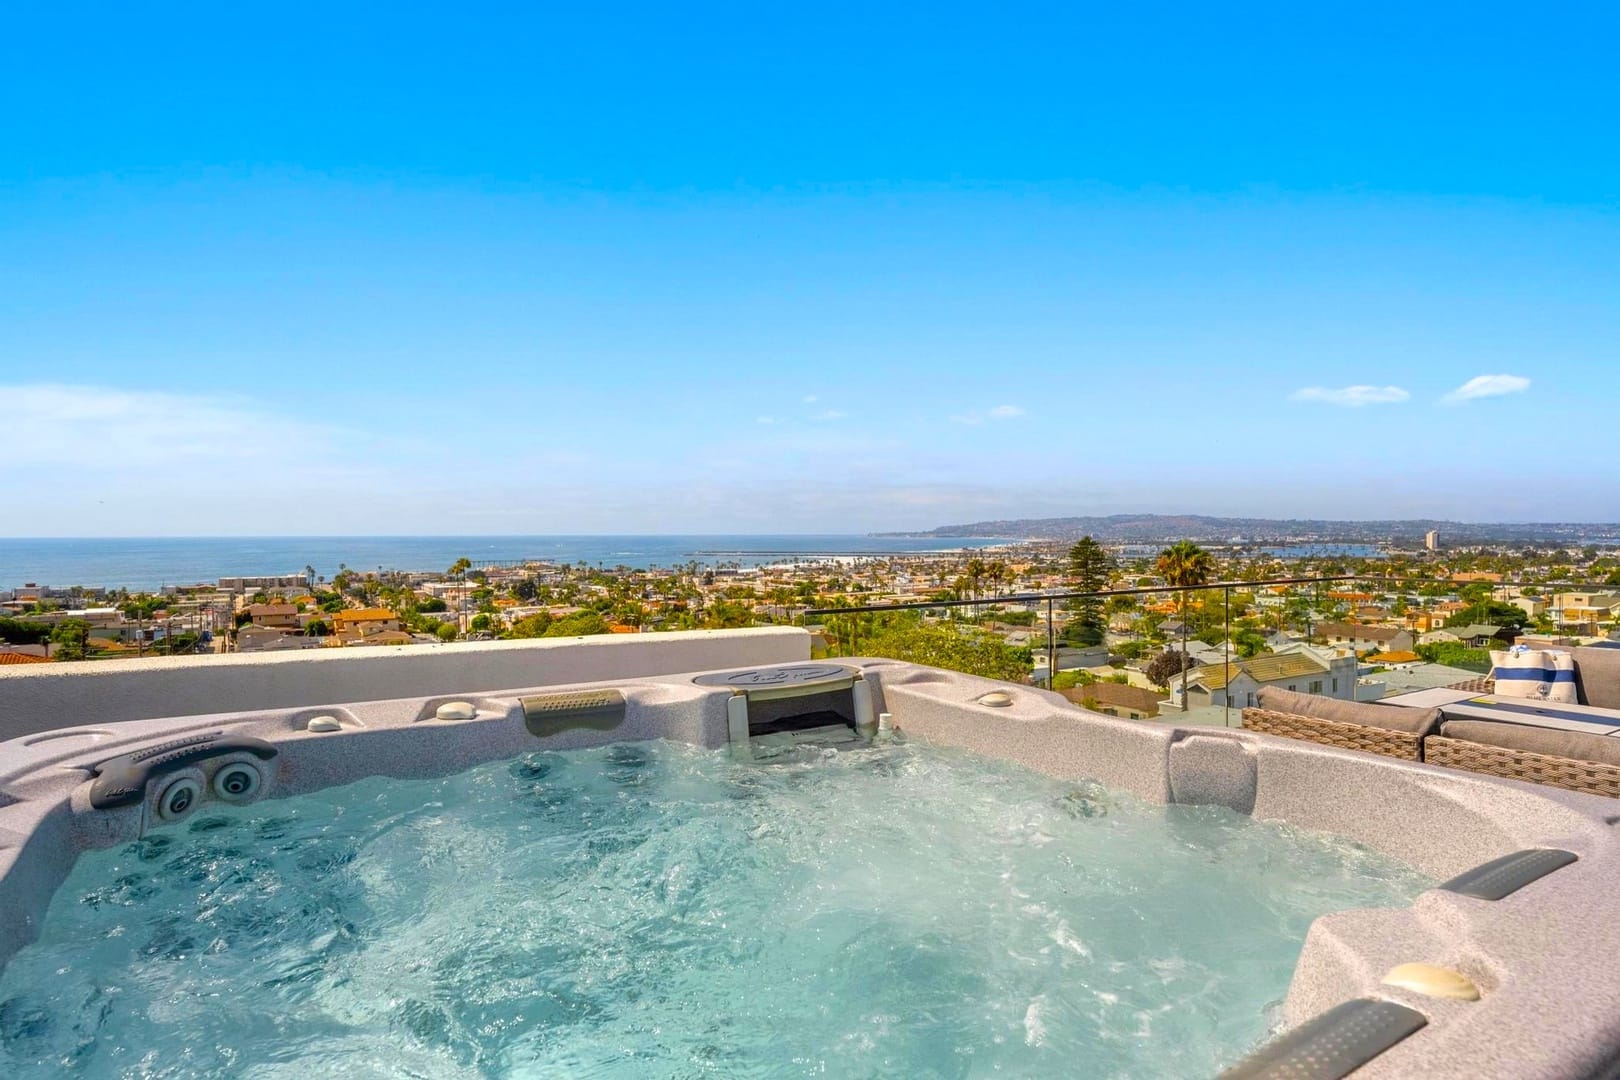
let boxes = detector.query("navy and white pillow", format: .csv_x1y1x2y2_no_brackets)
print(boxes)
1490,648,1577,703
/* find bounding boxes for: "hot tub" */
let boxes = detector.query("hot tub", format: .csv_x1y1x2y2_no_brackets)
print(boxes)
1,659,1617,1077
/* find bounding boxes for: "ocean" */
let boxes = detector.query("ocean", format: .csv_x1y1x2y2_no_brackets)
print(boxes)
0,536,1010,591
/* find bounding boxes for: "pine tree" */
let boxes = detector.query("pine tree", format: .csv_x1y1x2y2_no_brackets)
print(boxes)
1066,536,1113,646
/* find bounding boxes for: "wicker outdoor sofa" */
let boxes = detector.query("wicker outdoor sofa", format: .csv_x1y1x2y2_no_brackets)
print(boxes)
1243,644,1620,799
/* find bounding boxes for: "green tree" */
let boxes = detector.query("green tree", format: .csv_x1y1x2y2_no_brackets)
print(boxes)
504,612,554,638
543,611,611,637
50,619,92,662
0,617,51,645
862,623,1028,682
1233,628,1269,658
1066,536,1113,646
1415,642,1493,673
435,622,460,642
1155,541,1214,711
1052,669,1098,690
1445,600,1531,632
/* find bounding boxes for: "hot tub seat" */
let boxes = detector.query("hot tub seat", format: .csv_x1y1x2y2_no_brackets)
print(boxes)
1243,690,1620,798
1242,688,1441,762
1425,720,1620,800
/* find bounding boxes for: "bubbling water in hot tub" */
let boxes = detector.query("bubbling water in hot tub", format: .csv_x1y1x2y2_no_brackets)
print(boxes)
0,738,1431,1078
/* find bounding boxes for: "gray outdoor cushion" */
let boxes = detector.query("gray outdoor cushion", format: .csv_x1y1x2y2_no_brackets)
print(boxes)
1439,719,1620,768
1572,646,1620,710
1256,687,1441,736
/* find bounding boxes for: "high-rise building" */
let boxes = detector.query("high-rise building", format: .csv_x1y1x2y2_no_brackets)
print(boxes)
1425,529,1439,551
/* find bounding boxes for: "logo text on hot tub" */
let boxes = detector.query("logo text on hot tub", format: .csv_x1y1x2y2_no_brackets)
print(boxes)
725,665,845,686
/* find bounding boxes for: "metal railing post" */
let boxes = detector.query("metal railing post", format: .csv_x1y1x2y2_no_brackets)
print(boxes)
1046,597,1056,688
1180,591,1190,713
1224,584,1231,728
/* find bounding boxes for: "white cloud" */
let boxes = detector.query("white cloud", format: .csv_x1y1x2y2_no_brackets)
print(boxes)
801,395,819,404
0,383,354,467
755,415,780,425
1290,385,1410,407
812,409,847,421
1442,374,1531,404
953,404,1027,425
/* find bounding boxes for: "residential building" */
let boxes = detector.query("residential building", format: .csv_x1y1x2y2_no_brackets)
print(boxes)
236,626,322,653
1419,624,1515,648
1060,683,1166,720
1511,596,1548,620
1551,593,1620,633
1404,610,1447,634
330,608,402,636
333,628,417,647
242,603,300,630
1169,650,1359,709
1315,622,1415,655
219,574,312,593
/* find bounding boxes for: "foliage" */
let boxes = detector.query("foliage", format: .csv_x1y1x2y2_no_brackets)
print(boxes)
1444,600,1531,631
121,595,166,621
469,613,494,633
544,611,611,637
1233,628,1269,659
1154,541,1214,592
416,596,447,613
861,624,1028,682
1052,669,1097,690
1415,642,1493,673
435,623,460,642
700,601,755,629
1061,620,1105,647
0,617,51,645
1144,648,1195,687
305,619,329,637
505,610,612,639
505,612,554,638
50,619,92,662
149,632,200,656
1065,536,1113,646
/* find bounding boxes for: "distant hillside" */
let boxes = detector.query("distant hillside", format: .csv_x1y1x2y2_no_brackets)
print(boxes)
877,515,1620,544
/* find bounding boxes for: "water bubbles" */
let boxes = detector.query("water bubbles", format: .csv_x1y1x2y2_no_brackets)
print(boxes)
0,740,1433,1078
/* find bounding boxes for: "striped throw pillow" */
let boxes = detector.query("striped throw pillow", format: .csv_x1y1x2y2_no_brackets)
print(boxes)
1490,648,1578,703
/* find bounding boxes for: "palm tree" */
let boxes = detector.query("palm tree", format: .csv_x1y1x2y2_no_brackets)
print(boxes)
964,557,987,615
1155,540,1214,712
447,558,473,628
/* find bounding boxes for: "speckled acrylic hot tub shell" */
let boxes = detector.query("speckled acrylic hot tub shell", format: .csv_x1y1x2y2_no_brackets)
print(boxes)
2,658,1619,1079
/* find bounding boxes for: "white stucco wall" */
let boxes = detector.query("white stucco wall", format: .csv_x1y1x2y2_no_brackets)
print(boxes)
0,628,810,741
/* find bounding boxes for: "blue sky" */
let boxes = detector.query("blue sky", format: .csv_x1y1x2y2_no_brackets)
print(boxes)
2,2,1616,534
